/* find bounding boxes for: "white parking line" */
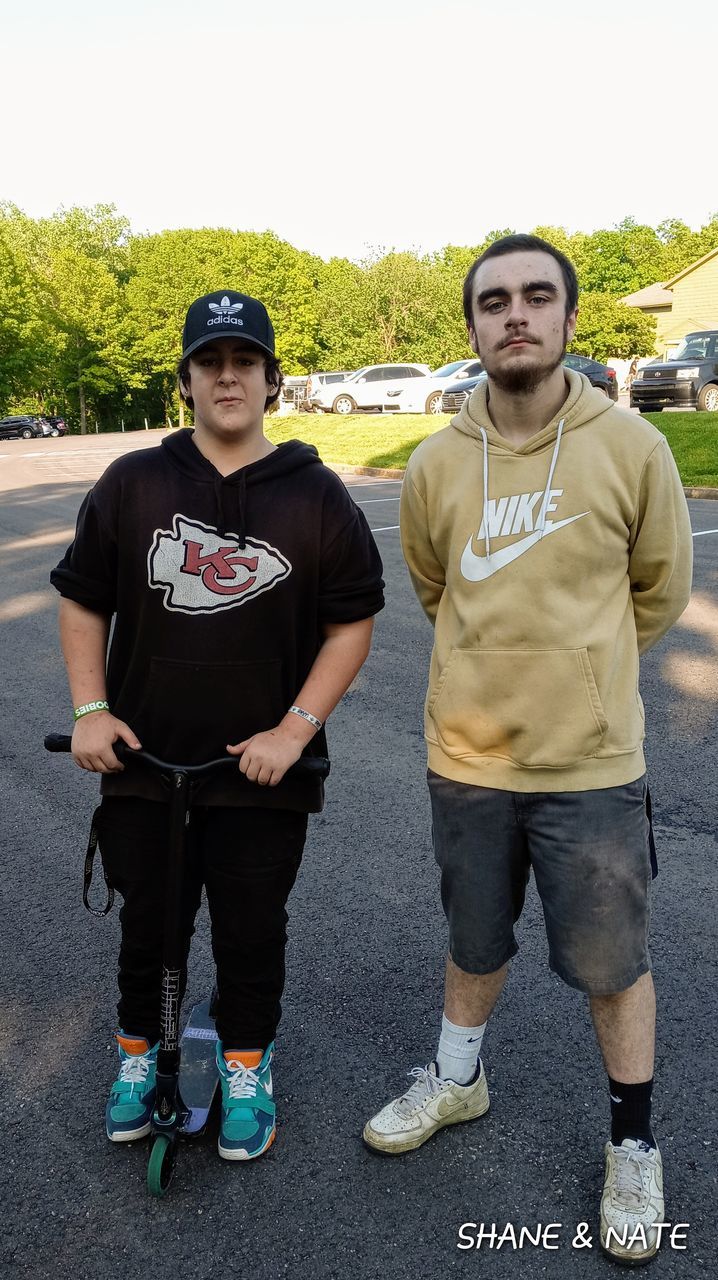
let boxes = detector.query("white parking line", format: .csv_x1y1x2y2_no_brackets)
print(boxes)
692,529,718,537
355,497,401,505
371,524,400,533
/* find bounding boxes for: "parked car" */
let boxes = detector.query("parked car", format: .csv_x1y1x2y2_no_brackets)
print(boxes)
304,371,353,410
440,355,618,413
630,330,718,413
310,363,432,414
386,359,485,414
440,372,488,413
280,376,309,411
0,415,45,440
41,416,68,436
562,354,618,401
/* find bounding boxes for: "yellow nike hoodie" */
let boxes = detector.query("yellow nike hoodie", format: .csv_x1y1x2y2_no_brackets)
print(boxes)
400,369,693,792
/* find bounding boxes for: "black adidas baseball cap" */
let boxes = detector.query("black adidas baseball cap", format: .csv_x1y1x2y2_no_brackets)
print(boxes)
181,290,276,360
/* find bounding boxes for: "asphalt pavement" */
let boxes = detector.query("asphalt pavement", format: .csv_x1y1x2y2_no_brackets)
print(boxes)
0,432,716,1280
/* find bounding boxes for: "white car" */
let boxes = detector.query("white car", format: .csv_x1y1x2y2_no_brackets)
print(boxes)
310,363,431,414
385,359,485,414
303,371,354,411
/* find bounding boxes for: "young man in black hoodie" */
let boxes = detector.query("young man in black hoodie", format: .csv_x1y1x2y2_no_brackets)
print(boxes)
51,290,384,1161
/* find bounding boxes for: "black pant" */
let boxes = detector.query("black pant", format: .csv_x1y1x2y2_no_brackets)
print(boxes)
98,798,308,1049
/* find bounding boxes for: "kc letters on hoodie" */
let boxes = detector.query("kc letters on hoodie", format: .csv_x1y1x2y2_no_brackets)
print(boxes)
400,370,693,793
52,431,385,809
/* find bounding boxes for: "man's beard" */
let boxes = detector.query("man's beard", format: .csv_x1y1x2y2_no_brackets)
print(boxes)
484,325,569,395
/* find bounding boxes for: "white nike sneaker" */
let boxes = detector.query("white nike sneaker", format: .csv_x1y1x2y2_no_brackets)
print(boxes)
600,1139,664,1265
362,1060,489,1155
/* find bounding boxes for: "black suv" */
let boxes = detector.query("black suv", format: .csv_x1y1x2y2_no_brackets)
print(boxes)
0,415,45,440
630,331,718,413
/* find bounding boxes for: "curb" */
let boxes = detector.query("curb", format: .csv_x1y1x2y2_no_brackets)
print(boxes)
683,486,718,500
331,463,718,499
329,464,406,480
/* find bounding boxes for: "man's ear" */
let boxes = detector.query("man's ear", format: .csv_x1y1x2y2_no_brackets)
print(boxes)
468,324,480,357
179,373,191,399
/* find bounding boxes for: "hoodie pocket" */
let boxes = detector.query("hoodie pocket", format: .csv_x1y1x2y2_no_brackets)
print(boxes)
134,657,284,764
429,648,608,768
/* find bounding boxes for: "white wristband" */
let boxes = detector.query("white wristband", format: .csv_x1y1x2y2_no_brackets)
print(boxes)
288,705,323,731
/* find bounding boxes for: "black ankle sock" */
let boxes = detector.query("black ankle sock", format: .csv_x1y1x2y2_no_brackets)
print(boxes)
608,1076,655,1148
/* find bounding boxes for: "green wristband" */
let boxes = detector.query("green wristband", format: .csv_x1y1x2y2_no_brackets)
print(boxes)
73,700,110,721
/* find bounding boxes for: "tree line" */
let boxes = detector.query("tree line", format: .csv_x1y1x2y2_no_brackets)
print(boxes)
2,202,717,431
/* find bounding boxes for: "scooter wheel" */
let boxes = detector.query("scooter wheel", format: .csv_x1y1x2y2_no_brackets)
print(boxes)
147,1134,176,1196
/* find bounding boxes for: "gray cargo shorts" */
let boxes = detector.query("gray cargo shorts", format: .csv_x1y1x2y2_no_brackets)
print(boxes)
428,771,653,996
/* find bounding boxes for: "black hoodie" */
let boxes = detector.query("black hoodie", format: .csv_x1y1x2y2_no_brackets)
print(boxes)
51,431,385,809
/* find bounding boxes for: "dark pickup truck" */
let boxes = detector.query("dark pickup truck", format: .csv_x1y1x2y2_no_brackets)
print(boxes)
631,330,718,413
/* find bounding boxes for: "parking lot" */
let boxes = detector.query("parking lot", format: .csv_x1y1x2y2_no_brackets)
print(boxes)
1,432,716,1279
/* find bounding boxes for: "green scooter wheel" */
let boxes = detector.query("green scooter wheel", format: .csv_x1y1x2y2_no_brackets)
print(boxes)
147,1134,176,1196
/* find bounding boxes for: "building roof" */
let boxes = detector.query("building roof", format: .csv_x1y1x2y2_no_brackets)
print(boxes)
622,243,718,309
621,282,672,308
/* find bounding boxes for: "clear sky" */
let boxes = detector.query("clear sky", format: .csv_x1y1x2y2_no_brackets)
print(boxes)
2,0,715,261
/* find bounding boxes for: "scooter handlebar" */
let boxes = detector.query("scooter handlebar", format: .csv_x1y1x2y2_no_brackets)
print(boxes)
44,734,330,780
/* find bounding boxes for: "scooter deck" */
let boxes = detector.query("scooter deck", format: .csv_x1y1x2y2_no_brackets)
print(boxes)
178,999,219,1136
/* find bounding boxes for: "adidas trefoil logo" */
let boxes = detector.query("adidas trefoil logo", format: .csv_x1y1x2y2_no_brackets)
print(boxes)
207,296,244,329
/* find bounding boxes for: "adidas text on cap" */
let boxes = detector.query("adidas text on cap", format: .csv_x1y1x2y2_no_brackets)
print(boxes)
182,291,276,360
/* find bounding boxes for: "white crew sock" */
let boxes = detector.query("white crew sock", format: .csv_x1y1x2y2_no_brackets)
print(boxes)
436,1014,486,1084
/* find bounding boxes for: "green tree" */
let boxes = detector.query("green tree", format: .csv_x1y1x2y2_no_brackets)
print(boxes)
571,293,656,361
15,205,135,431
567,219,663,296
657,216,718,279
0,205,52,411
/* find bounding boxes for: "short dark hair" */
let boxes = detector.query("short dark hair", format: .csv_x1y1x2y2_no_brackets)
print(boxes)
462,233,579,327
177,351,284,413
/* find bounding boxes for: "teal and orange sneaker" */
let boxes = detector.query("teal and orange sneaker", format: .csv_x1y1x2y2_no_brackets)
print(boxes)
216,1042,276,1161
105,1033,158,1142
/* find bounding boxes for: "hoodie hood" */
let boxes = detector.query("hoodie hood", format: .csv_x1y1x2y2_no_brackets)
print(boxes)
450,369,614,560
161,429,322,543
452,368,614,453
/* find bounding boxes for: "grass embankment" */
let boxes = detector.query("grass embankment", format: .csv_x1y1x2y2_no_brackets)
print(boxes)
648,413,718,488
266,413,450,470
267,410,718,488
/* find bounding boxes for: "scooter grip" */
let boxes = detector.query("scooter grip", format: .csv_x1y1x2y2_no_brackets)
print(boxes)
290,757,331,779
44,734,73,752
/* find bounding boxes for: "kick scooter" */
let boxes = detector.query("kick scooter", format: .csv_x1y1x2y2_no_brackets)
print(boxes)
44,733,329,1195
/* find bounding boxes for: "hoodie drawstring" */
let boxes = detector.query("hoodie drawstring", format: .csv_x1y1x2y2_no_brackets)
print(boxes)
212,476,225,536
212,472,247,547
479,426,491,559
235,471,247,548
537,417,565,538
478,417,566,556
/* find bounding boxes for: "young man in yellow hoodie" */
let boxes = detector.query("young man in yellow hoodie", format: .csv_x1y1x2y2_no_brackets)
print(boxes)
363,235,693,1265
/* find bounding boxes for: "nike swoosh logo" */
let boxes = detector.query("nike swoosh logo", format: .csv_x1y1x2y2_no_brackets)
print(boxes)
461,512,590,582
436,1097,466,1119
609,1093,623,1104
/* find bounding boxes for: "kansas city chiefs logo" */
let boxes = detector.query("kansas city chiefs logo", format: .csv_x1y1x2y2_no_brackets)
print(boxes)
148,516,291,613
